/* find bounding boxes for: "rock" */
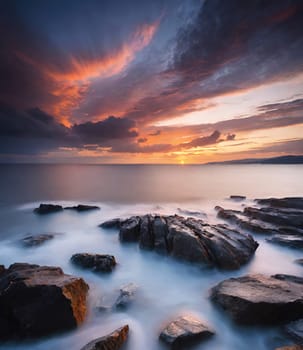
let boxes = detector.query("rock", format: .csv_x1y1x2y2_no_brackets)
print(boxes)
177,208,207,218
256,197,303,210
64,204,100,212
243,206,303,228
99,218,122,229
295,259,303,266
276,346,303,350
105,214,258,270
115,283,138,309
34,204,63,214
0,263,89,339
159,314,214,348
216,206,275,234
119,216,141,242
230,195,246,201
266,235,303,249
71,253,116,272
211,274,303,325
285,319,303,344
80,325,129,350
20,233,55,247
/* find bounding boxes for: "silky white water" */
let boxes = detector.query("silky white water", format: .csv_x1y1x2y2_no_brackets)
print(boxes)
0,164,302,350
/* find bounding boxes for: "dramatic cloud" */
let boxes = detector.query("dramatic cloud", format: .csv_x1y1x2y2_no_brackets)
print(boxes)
180,131,221,149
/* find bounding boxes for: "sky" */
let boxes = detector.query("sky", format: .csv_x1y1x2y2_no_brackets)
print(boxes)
0,0,303,164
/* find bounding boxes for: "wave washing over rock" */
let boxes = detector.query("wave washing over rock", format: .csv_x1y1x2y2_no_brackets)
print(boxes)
0,196,303,350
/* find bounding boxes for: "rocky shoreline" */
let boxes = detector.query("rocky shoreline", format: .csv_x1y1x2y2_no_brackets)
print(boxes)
0,197,302,349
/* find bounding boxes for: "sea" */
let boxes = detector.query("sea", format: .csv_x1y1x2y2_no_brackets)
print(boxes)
0,164,302,350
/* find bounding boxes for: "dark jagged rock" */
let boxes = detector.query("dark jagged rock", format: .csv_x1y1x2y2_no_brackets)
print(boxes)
64,204,100,212
104,214,258,270
34,204,63,214
99,218,122,229
285,319,303,344
0,263,89,340
159,314,215,348
20,233,55,247
71,253,116,273
256,197,303,210
119,216,141,242
80,325,129,350
230,195,246,201
211,274,303,325
115,283,138,309
243,206,303,228
266,235,303,249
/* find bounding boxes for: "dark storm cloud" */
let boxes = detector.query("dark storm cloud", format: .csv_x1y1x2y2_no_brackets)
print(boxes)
0,104,139,153
180,130,221,149
117,0,303,124
71,117,138,143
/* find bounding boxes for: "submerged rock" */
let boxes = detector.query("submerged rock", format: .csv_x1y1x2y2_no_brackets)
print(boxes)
64,204,100,212
285,319,303,344
295,259,303,266
80,325,129,350
20,233,55,247
211,274,303,325
266,235,303,249
115,283,138,309
104,214,258,270
71,253,116,272
34,204,63,214
230,195,246,201
159,314,214,348
0,263,89,340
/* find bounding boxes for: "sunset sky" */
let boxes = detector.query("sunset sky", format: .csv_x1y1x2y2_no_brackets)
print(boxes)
0,0,303,164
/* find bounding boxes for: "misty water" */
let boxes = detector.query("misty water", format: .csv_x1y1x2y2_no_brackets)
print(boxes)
0,164,303,350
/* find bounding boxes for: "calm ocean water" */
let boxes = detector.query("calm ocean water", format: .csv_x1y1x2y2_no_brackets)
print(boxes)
0,164,302,350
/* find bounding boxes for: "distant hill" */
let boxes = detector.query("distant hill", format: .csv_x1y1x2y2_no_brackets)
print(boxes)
206,155,303,165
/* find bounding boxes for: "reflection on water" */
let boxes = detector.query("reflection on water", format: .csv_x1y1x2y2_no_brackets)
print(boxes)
0,164,302,204
0,165,302,349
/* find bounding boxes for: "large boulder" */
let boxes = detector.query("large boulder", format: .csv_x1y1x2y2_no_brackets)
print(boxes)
266,235,303,249
107,214,258,270
211,274,303,325
34,204,63,214
71,253,116,272
159,314,214,348
80,325,129,350
0,263,89,340
99,218,122,229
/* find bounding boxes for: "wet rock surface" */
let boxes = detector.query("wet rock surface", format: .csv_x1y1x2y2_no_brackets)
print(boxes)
0,263,89,340
64,204,100,212
20,233,55,247
159,314,215,348
71,253,117,272
34,204,63,214
285,319,303,344
276,346,303,350
103,214,258,270
295,259,303,266
115,283,138,309
216,197,303,249
80,325,129,350
211,274,303,325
